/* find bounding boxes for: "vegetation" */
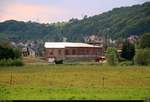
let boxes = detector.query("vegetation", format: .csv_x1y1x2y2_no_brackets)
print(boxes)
0,64,150,100
119,61,134,66
0,2,150,41
0,1,149,100
134,48,150,65
133,33,150,65
0,59,24,66
106,47,118,65
0,41,21,60
0,41,23,66
121,40,135,61
139,33,150,49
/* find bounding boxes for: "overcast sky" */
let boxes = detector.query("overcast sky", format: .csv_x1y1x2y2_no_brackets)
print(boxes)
0,0,149,23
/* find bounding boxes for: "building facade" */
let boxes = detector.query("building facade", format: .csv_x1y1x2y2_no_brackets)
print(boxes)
44,42,104,61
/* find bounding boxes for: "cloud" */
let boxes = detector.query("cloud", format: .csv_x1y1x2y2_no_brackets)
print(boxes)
0,2,72,23
0,0,149,23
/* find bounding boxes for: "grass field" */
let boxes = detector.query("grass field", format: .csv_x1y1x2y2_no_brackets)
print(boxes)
0,64,150,100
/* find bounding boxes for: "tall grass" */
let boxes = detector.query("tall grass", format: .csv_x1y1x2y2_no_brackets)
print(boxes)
0,64,150,99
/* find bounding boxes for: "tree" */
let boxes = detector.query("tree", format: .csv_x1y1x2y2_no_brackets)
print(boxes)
139,33,150,49
121,40,135,60
0,41,22,60
83,15,88,19
134,48,150,65
134,33,150,65
106,47,119,65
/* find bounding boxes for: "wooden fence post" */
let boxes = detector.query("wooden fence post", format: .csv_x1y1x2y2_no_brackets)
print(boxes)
102,76,105,88
10,72,13,85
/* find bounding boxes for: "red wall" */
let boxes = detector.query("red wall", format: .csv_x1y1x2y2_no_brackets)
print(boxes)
45,47,104,60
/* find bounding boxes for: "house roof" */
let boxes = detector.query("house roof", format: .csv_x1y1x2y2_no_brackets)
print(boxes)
44,42,102,48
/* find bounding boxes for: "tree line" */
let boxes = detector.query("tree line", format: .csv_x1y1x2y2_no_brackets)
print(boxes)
0,2,150,42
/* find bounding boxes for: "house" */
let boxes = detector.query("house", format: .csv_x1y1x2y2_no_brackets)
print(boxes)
44,42,104,61
22,47,36,57
83,35,104,45
22,47,30,57
128,35,139,44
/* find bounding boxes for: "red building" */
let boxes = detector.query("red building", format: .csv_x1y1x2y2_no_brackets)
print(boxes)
44,42,104,61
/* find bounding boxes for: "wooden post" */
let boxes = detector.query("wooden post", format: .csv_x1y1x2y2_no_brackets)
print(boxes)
102,76,105,88
10,72,13,85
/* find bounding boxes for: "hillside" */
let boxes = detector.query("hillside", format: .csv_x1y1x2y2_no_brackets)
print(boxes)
0,2,150,41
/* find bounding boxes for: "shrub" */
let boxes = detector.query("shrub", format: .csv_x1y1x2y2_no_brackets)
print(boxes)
118,57,127,62
134,48,150,65
55,60,63,64
13,48,22,59
119,61,134,66
0,43,22,60
106,47,118,65
0,59,24,66
0,59,6,66
6,58,13,66
12,59,24,66
139,33,150,49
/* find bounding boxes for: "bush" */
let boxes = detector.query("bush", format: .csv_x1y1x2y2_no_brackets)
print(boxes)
0,59,6,66
12,59,24,66
13,48,22,59
0,44,22,60
106,47,119,65
119,61,134,66
118,57,127,62
139,33,150,49
0,59,24,66
134,48,150,65
55,60,63,64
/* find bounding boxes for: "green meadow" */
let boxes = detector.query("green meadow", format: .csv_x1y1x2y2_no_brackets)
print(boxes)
0,64,150,100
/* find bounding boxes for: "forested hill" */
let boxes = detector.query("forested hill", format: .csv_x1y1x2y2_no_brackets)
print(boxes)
0,2,150,42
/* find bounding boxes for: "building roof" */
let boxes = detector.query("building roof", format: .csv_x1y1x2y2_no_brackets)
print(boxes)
44,42,102,48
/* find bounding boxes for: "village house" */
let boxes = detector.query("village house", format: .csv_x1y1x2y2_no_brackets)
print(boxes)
44,42,104,62
127,35,139,44
83,35,104,46
22,47,30,57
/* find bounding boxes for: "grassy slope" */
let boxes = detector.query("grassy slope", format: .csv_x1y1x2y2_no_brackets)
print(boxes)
0,64,150,100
